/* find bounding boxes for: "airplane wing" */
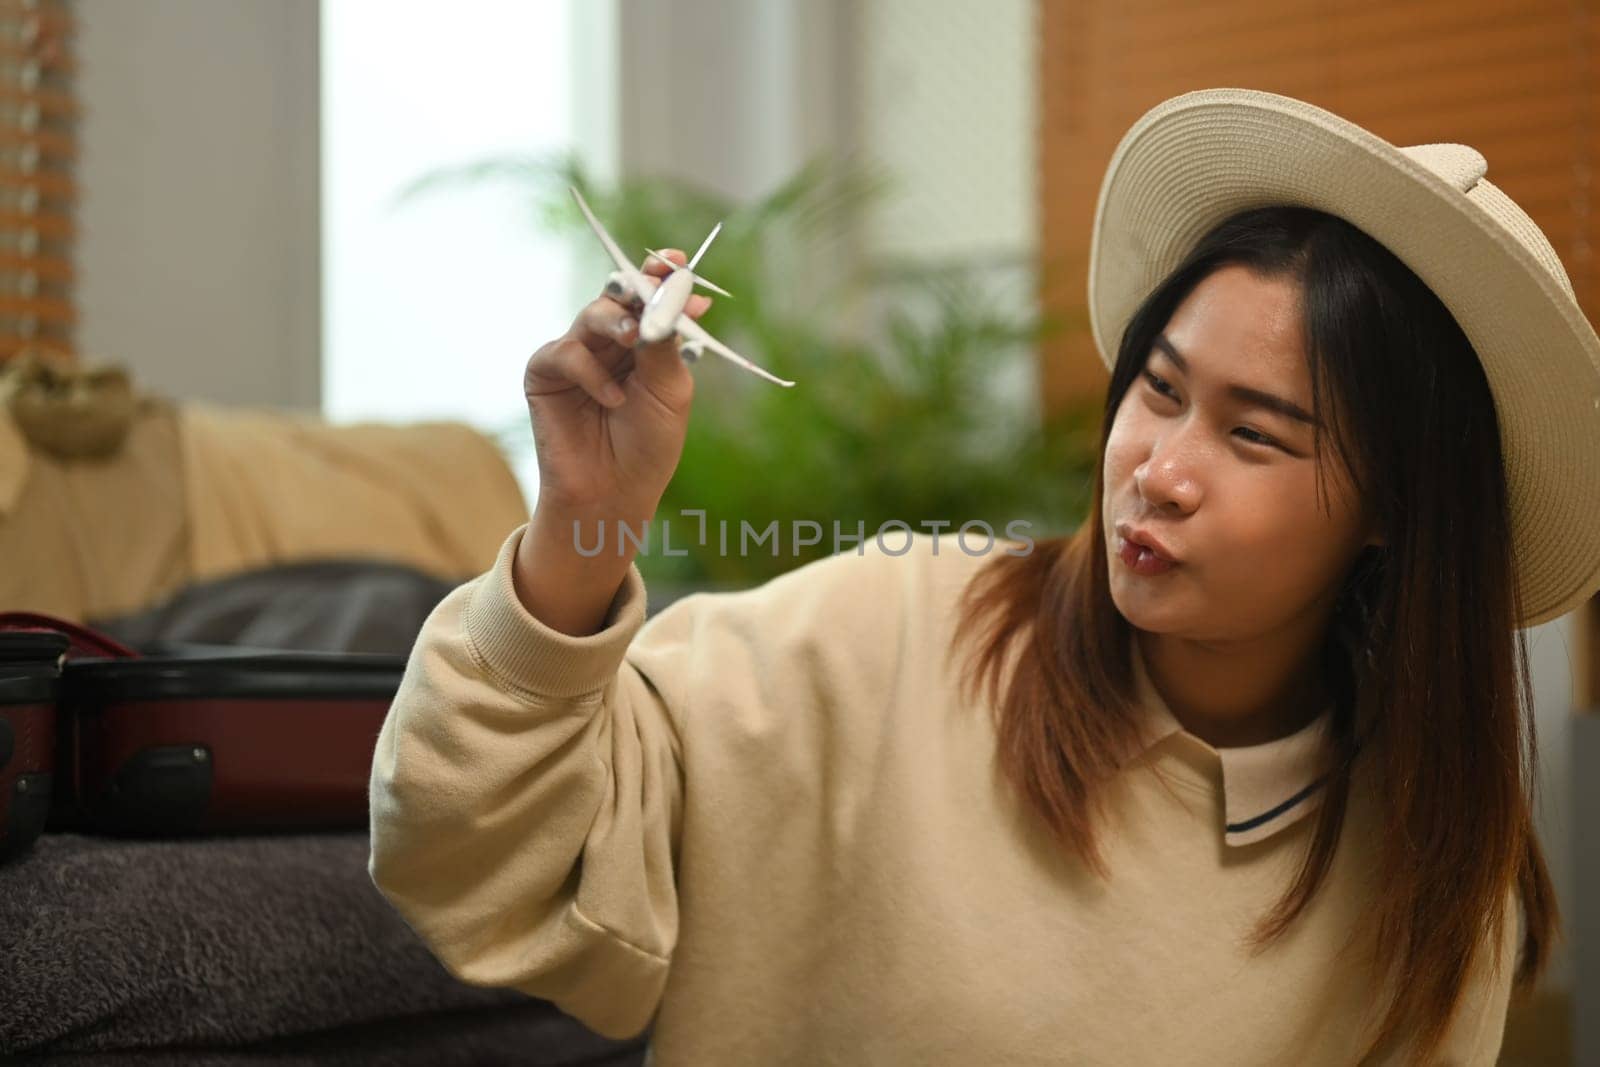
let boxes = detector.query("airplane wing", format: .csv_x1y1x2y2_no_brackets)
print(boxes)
675,314,795,387
570,187,656,304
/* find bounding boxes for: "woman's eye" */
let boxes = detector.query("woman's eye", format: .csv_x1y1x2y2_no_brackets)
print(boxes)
1234,427,1280,450
1142,372,1283,452
1142,371,1175,399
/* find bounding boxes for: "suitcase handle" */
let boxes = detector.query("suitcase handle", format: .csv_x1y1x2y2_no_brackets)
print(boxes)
0,612,139,660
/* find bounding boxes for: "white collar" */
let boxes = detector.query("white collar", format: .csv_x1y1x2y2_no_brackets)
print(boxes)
1128,638,1333,848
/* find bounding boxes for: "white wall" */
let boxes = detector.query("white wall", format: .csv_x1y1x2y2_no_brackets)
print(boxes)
853,0,1038,411
615,0,851,204
1527,614,1578,988
613,0,1035,265
76,0,320,410
856,0,1034,266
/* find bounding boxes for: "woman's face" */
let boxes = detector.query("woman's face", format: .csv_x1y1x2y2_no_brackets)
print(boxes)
1101,264,1377,643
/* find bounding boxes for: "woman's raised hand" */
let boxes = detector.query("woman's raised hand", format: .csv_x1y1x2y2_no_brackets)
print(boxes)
524,248,712,522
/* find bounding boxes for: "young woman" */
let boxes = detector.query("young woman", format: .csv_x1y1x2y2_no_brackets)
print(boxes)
368,90,1600,1064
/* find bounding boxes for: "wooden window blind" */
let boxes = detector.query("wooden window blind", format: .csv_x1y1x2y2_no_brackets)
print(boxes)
0,0,74,363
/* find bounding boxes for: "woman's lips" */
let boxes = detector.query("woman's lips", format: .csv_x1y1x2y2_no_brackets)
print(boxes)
1117,535,1179,576
1114,521,1180,563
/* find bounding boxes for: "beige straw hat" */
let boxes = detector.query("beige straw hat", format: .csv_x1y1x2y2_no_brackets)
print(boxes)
1087,87,1600,628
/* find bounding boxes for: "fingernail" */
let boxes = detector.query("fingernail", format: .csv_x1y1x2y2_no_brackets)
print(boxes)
615,317,635,337
602,383,626,406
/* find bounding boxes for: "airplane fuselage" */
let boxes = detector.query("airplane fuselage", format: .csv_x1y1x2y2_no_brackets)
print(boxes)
640,268,695,344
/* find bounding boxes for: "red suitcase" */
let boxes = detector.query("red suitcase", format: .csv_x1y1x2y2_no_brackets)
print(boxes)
53,646,405,834
0,630,70,858
0,612,405,837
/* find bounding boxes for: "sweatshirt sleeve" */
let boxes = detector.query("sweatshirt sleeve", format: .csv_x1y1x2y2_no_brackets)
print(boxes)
1453,888,1522,1066
366,522,684,1040
1378,885,1520,1065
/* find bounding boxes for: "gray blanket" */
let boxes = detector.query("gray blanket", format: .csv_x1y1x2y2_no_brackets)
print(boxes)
4,563,655,1062
0,832,648,1064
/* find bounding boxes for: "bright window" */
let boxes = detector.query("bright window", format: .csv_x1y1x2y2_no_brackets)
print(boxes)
321,0,609,503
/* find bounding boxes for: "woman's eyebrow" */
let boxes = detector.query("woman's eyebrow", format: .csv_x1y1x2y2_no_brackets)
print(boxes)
1152,334,1320,428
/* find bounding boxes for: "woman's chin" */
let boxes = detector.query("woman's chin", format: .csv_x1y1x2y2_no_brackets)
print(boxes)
1108,579,1190,633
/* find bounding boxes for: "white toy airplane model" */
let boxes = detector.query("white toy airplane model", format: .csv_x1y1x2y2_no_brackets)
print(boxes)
570,186,795,388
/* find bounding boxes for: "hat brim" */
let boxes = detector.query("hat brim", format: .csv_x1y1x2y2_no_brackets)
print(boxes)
1088,87,1600,628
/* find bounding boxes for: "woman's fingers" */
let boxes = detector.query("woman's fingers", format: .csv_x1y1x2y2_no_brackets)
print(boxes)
593,248,687,316
628,331,695,410
564,247,713,402
644,248,686,276
532,337,628,408
573,278,713,351
571,297,639,353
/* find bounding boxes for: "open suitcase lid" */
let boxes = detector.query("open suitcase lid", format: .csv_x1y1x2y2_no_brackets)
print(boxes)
0,612,407,701
62,648,408,702
0,631,71,663
0,612,139,658
0,631,70,703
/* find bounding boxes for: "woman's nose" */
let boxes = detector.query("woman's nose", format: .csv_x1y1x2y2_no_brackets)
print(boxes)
1134,436,1202,514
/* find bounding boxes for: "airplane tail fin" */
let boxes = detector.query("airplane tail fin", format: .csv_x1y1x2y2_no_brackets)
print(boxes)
687,221,721,270
676,219,731,297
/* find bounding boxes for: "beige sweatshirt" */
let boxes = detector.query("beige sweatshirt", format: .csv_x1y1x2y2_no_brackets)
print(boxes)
368,524,1518,1065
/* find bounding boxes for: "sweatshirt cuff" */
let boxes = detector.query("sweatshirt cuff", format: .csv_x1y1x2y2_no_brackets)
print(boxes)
463,523,649,701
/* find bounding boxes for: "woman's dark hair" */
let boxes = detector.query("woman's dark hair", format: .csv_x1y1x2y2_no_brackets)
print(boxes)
952,205,1556,1062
